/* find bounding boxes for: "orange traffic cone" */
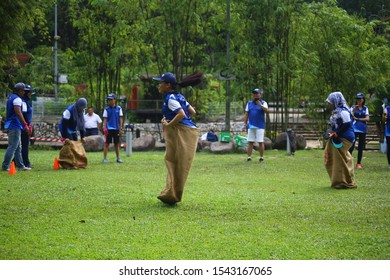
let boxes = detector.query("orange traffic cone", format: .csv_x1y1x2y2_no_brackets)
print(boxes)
53,157,60,170
8,161,16,175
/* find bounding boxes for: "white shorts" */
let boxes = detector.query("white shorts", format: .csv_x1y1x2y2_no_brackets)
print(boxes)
247,128,265,142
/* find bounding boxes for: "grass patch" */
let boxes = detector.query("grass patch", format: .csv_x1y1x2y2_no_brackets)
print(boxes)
0,149,389,260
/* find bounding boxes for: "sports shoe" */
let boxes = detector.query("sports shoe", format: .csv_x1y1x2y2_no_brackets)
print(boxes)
259,157,264,163
18,166,31,171
356,164,362,169
102,158,108,163
117,158,123,163
247,157,252,162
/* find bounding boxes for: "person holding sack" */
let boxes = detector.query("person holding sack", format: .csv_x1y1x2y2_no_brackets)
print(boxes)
59,98,88,143
58,98,88,169
153,72,201,205
324,91,357,189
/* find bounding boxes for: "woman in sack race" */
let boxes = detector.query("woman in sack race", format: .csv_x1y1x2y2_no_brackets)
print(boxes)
58,98,88,169
324,92,357,189
59,98,88,143
153,72,201,205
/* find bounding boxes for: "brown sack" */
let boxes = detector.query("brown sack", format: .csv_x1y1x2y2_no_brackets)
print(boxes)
58,140,88,169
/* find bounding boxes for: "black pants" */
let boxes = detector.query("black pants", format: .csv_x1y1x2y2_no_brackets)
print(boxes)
349,132,366,164
21,130,31,167
85,128,99,136
386,136,390,165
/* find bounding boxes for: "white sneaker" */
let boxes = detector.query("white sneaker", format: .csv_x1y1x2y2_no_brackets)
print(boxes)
19,166,31,171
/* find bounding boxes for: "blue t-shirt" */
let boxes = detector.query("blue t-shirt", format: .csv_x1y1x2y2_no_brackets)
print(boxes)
103,105,123,130
4,93,24,130
245,100,268,129
385,106,390,137
162,92,196,128
351,105,369,133
330,108,355,143
22,96,33,125
59,104,81,138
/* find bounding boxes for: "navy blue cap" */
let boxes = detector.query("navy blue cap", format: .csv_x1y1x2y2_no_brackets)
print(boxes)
106,93,116,100
252,88,263,94
14,82,28,91
153,72,177,85
356,93,365,99
25,84,35,94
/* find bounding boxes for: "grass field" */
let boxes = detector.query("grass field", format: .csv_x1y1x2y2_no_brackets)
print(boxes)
0,148,389,260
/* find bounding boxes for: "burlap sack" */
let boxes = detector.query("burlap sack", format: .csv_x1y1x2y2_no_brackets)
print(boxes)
158,124,199,204
324,138,356,189
58,140,88,169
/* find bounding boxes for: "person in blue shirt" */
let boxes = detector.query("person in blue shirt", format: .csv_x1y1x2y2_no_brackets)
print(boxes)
2,82,32,171
59,98,88,143
349,93,369,169
324,91,356,189
102,93,123,163
20,84,35,168
243,88,269,162
383,102,390,169
153,72,199,205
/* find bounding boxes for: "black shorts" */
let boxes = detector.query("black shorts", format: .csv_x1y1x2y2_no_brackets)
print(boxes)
105,130,120,144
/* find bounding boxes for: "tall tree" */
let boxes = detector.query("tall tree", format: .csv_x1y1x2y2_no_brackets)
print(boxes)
0,0,44,92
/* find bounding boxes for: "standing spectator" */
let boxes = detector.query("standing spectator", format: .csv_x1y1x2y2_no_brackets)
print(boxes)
383,102,390,168
349,93,369,169
20,84,35,168
84,106,102,136
59,98,88,143
324,91,356,189
243,88,269,162
102,93,123,163
153,72,199,205
2,83,31,171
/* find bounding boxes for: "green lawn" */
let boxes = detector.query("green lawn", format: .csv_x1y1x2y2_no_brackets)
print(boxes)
0,148,389,260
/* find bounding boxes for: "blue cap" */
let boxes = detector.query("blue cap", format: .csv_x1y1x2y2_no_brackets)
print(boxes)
106,93,116,100
14,82,28,91
252,88,263,94
153,72,177,85
25,84,35,94
356,93,364,99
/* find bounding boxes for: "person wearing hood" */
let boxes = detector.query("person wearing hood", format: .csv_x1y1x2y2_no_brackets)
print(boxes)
324,91,356,189
59,98,88,143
